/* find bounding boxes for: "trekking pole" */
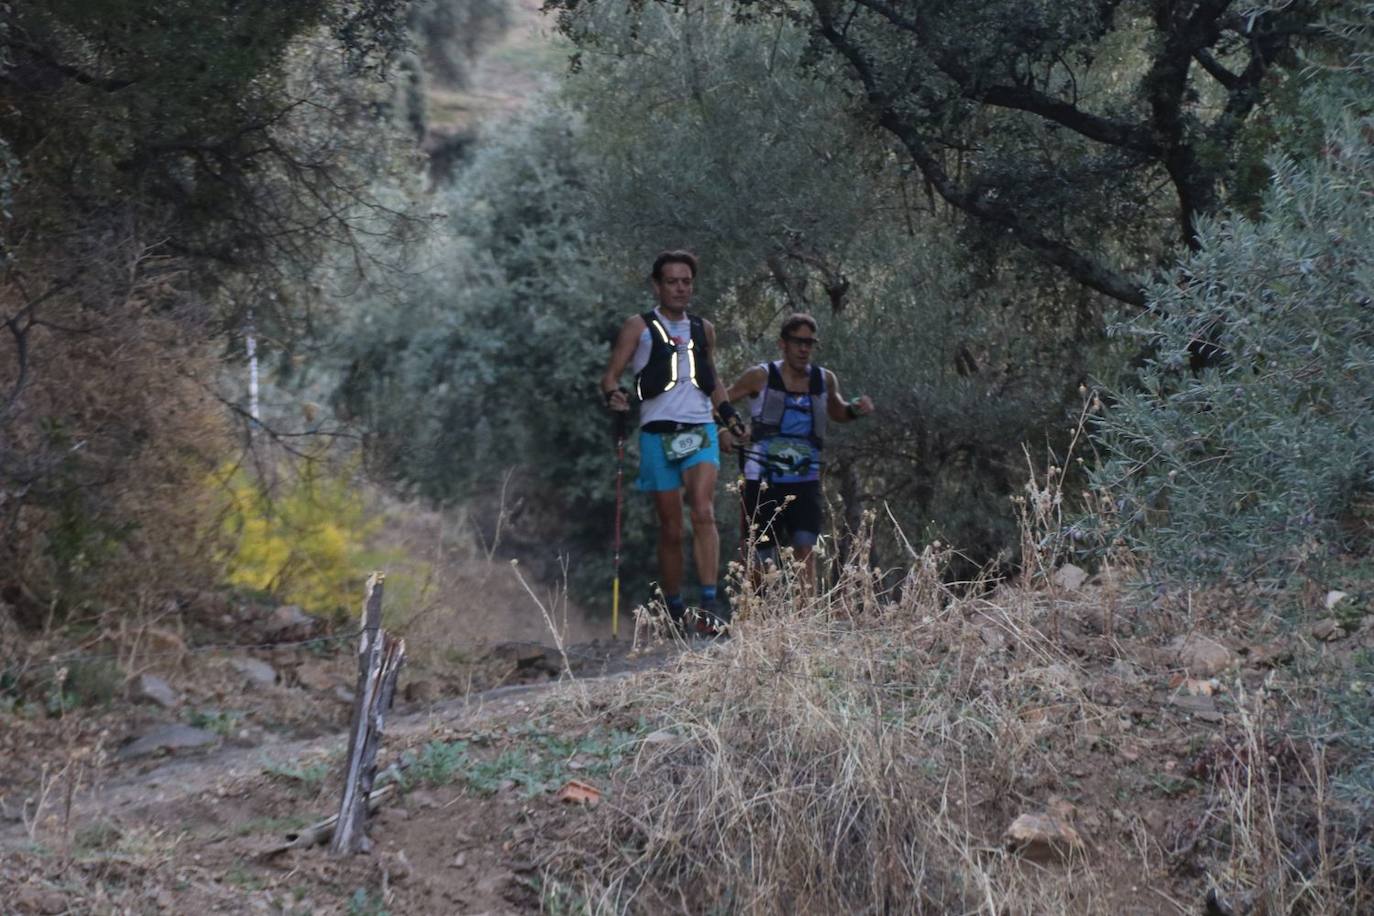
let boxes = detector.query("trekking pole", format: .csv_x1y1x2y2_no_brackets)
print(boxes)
737,444,749,558
611,409,629,639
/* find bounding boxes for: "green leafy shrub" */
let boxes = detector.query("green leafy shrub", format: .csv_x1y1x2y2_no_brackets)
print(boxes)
408,739,471,787
44,660,122,716
1091,35,1374,587
332,104,657,603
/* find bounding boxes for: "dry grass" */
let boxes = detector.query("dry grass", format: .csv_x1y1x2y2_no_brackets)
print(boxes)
545,504,1374,914
556,533,1125,914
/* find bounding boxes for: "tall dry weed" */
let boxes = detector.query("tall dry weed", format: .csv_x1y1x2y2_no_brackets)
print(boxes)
559,535,1119,914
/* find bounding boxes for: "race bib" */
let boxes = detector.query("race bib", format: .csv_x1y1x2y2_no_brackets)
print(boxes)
663,426,709,462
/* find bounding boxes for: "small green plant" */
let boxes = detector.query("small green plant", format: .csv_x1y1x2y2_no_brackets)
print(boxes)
346,887,389,916
1,667,22,700
261,756,330,794
43,660,121,716
402,725,639,797
463,726,638,797
187,708,242,736
226,864,266,891
73,820,122,853
538,876,591,915
1330,650,1374,833
45,676,77,718
408,739,471,787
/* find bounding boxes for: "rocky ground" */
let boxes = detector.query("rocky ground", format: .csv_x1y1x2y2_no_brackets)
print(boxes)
2,568,1370,913
0,582,669,914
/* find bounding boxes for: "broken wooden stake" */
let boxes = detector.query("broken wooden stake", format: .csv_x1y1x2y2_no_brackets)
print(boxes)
330,572,406,856
259,783,397,859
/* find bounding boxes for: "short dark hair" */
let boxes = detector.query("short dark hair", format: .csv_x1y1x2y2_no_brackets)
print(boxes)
651,250,699,281
780,313,817,338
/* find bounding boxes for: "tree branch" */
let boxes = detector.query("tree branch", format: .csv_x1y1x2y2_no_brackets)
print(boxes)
1143,0,1235,249
2,275,80,421
2,310,31,421
814,8,1145,306
3,39,137,92
980,85,1160,154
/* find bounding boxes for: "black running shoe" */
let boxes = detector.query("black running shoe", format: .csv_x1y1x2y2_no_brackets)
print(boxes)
691,599,729,639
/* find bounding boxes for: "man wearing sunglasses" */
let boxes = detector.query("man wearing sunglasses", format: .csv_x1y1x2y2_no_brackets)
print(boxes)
600,250,747,635
723,313,874,589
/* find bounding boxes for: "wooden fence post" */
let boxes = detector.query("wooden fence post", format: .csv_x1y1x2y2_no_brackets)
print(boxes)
330,572,406,856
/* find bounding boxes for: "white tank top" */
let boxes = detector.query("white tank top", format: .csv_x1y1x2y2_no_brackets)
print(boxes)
632,308,713,427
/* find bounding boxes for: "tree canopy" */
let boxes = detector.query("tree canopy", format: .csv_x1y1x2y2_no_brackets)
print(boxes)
1,0,418,616
551,0,1325,306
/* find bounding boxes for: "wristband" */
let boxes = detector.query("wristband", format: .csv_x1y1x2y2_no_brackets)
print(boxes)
717,402,746,437
845,400,861,419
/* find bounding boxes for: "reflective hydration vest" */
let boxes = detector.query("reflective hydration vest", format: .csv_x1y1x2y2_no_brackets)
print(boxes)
634,310,716,402
751,361,828,447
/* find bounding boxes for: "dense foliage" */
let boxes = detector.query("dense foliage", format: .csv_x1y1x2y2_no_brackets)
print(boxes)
3,0,1365,625
1,0,417,620
534,0,1121,570
552,0,1322,307
1092,4,1374,587
332,106,658,598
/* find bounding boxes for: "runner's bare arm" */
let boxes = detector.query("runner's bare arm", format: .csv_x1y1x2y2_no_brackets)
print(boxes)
704,321,749,444
725,365,767,403
704,320,730,411
600,315,645,411
825,368,874,422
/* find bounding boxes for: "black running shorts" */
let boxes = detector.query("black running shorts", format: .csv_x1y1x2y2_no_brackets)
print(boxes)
741,479,824,549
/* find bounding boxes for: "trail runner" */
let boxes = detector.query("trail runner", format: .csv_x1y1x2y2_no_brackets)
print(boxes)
601,250,746,634
722,312,874,590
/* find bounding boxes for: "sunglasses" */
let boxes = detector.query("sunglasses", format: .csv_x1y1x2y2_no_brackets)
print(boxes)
784,335,820,348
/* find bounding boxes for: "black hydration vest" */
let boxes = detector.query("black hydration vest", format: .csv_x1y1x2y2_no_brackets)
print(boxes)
751,361,827,448
634,311,717,401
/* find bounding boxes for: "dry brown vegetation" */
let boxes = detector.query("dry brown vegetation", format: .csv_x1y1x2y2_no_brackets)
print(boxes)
539,534,1374,914
2,529,1372,913
1,246,231,631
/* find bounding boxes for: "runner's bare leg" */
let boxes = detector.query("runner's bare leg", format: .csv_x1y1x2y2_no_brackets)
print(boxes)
653,489,686,598
682,461,719,590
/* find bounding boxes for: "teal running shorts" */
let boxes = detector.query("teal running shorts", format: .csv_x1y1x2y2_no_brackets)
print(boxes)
637,423,720,492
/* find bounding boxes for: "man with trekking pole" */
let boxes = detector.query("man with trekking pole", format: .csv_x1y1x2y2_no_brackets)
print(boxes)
601,250,746,636
721,312,874,591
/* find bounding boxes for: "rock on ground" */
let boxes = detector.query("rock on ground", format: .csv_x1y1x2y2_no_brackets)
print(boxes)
1052,563,1090,591
1004,811,1085,863
130,674,180,709
116,725,219,760
229,657,278,688
403,678,438,704
1170,634,1236,677
264,604,321,641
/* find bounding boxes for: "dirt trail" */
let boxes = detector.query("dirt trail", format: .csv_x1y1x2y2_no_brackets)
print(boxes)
1,633,682,914
1,643,663,851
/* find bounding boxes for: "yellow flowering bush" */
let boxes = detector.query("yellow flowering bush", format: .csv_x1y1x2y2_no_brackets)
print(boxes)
213,461,378,618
